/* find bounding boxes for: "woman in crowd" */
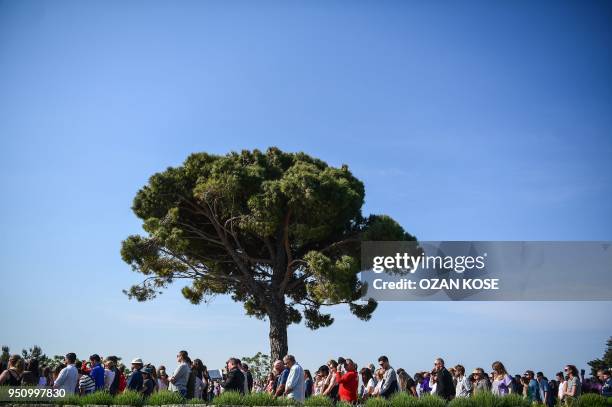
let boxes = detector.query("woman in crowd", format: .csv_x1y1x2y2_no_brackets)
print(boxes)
313,365,328,395
157,367,169,391
453,365,471,397
564,364,582,403
371,368,385,396
359,367,376,399
470,368,491,395
0,355,23,385
491,361,513,396
21,358,39,385
191,359,205,399
321,360,338,401
304,369,313,398
39,366,53,387
397,368,417,397
265,372,276,394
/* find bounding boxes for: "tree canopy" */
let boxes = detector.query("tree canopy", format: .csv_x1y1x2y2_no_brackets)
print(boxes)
121,147,415,359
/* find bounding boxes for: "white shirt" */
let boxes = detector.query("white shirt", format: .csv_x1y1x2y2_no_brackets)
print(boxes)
54,364,78,394
285,363,305,402
104,369,116,390
455,375,472,397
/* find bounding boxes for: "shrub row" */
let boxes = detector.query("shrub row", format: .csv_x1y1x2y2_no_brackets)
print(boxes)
2,391,611,407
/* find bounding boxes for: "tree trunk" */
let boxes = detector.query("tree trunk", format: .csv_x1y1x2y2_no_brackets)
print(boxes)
268,305,288,362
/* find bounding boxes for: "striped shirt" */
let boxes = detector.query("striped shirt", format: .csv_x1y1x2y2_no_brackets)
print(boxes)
79,374,96,394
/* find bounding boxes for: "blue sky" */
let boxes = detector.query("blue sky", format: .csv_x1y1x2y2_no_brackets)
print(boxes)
1,0,611,378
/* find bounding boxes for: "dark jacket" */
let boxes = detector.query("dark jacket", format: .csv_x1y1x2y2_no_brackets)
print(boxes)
435,368,455,401
221,367,245,394
246,371,253,392
127,369,143,391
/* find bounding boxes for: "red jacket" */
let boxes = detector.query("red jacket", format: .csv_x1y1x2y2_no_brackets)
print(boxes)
336,370,358,402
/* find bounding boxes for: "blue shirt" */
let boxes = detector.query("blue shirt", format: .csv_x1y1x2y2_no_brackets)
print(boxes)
277,368,289,387
528,379,541,403
90,363,105,390
539,379,552,406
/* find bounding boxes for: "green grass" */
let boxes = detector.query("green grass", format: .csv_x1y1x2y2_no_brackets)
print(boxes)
212,391,246,406
56,393,83,406
336,401,353,407
417,394,446,407
303,395,334,407
146,390,186,406
79,390,115,406
389,392,420,407
576,394,609,407
112,390,144,407
365,396,391,407
447,397,477,407
242,392,281,406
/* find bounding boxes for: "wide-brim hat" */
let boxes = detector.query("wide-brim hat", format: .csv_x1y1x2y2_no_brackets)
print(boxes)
131,358,143,365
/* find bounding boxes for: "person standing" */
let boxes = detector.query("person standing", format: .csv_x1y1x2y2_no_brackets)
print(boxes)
433,358,455,401
454,365,471,398
284,354,305,402
221,357,245,394
78,365,96,395
599,369,612,397
536,372,553,407
0,355,24,386
128,358,144,392
21,359,39,386
242,363,254,393
524,371,541,404
491,361,513,396
563,365,581,403
360,367,376,399
53,353,79,394
192,359,205,399
103,358,116,393
169,351,191,397
471,368,491,395
141,367,156,397
275,359,290,398
304,370,313,398
336,358,358,403
322,360,338,400
158,368,170,391
89,354,105,391
378,356,398,398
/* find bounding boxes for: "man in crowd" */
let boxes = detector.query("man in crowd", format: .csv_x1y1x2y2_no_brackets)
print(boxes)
433,358,455,401
377,355,398,398
599,369,612,397
536,372,553,407
283,354,305,402
336,358,358,403
221,357,245,394
53,353,78,394
169,350,191,397
524,370,541,404
242,363,254,393
235,359,249,395
127,358,144,392
274,359,290,397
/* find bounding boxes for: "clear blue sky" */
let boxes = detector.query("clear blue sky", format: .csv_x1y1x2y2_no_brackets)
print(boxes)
1,0,611,378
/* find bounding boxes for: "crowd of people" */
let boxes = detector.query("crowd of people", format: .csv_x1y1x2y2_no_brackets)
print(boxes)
1,351,611,405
